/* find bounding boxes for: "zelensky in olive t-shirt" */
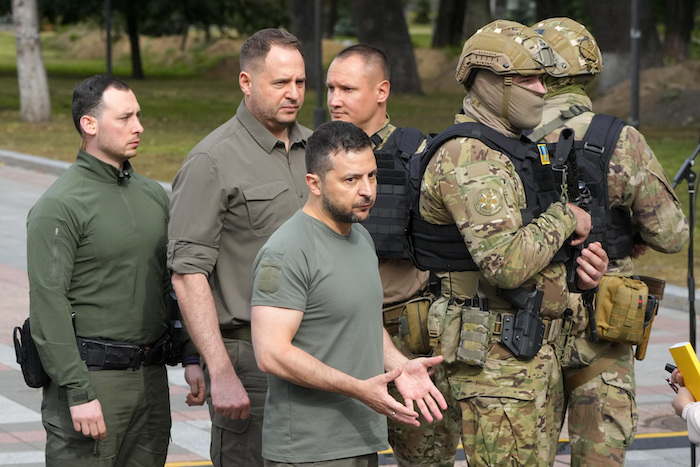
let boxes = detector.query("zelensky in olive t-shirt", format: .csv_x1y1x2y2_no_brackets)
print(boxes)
252,211,386,462
251,121,447,465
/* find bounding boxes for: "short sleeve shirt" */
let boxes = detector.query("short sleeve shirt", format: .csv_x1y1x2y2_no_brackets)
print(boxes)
251,211,387,463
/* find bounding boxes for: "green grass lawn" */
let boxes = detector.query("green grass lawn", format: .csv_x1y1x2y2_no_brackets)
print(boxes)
0,29,697,287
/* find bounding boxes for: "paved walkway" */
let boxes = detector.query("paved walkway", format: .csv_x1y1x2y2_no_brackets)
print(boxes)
0,151,698,466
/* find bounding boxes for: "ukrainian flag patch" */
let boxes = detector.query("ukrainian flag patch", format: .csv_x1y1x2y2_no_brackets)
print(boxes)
538,144,550,165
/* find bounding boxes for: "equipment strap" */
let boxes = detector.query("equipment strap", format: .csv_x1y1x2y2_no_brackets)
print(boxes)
564,343,629,392
527,105,590,143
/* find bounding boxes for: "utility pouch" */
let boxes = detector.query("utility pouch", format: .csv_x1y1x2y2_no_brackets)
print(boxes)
398,295,434,355
166,291,185,366
553,308,575,366
427,296,461,363
456,296,491,367
13,317,51,388
595,275,649,345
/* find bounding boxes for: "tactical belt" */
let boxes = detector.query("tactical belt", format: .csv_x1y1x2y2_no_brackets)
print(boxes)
220,326,252,341
77,334,170,371
490,311,567,345
441,295,570,345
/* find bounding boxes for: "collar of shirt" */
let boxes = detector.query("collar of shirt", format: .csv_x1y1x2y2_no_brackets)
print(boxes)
370,114,393,149
236,100,308,154
75,149,134,184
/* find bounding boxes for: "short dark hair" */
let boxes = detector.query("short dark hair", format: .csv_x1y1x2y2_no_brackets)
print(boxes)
72,75,130,135
240,28,303,73
306,121,371,179
335,44,390,81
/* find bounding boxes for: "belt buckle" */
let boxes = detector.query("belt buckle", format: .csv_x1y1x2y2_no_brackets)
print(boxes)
130,347,145,369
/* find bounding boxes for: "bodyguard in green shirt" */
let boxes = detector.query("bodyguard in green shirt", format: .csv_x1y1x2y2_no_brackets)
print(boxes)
26,75,204,466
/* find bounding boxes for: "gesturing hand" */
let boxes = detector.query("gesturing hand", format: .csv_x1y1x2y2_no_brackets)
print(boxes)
393,355,447,423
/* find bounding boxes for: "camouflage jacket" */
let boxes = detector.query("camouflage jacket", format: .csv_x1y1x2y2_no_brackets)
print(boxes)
537,92,689,275
419,113,578,318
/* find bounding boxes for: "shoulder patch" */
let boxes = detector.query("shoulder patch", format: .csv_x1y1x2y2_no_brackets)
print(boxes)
537,144,550,165
257,259,282,293
474,187,503,216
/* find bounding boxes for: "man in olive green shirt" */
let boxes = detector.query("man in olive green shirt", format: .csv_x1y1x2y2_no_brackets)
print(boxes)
168,28,311,466
251,120,447,466
27,75,204,466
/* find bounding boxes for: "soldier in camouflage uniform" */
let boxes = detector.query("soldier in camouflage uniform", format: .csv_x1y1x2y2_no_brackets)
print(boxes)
530,18,690,466
418,20,610,466
327,44,462,467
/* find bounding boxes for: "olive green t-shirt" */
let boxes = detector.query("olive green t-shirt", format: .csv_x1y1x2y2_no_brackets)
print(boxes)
251,210,387,463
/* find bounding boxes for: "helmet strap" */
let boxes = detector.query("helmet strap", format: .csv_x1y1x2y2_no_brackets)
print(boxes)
502,76,513,120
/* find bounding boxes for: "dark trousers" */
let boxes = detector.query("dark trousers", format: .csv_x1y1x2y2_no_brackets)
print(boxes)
42,364,170,467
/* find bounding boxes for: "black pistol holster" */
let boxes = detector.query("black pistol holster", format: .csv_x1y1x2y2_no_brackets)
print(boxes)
500,286,546,360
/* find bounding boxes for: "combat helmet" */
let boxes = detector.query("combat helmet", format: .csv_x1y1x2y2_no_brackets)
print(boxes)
456,19,556,86
532,17,603,77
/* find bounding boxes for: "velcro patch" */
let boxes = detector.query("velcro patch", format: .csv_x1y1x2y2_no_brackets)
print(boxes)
538,144,550,165
474,187,503,216
257,260,282,293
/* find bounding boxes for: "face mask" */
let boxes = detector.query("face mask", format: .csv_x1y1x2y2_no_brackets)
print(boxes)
466,71,545,135
507,80,545,130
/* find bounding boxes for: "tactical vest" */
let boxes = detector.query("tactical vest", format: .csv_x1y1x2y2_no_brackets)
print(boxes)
539,110,633,260
362,127,426,260
409,122,568,272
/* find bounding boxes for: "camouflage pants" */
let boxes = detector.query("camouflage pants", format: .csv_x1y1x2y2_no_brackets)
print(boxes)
565,344,637,467
388,363,462,467
448,344,565,467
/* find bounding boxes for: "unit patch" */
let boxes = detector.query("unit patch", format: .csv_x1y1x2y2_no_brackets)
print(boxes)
474,188,503,216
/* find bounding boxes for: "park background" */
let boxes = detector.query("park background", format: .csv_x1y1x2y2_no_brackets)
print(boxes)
1,0,699,286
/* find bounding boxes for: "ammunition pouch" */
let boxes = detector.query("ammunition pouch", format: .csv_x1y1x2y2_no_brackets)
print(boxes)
77,333,171,371
427,296,461,364
594,275,664,351
456,302,492,367
383,294,434,355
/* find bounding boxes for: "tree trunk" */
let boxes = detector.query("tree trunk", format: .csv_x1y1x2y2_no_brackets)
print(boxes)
288,0,319,89
124,2,144,79
462,0,492,40
349,0,422,94
586,0,662,93
664,0,694,63
323,0,338,39
431,0,466,48
12,0,51,123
